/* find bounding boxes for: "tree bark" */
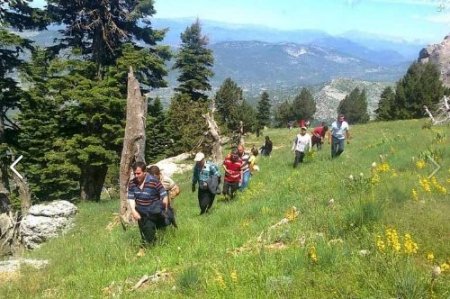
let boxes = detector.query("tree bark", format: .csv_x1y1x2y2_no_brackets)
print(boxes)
203,111,223,164
119,67,147,221
80,165,108,201
10,171,31,215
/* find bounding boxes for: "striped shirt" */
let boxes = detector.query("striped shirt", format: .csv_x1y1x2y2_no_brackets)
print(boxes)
239,152,250,174
128,174,167,213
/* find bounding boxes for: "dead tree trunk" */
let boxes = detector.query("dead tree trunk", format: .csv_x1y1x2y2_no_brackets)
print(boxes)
119,67,147,221
11,173,31,216
203,111,223,164
239,120,245,146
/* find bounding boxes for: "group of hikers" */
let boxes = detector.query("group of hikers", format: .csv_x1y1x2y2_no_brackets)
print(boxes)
127,114,349,246
292,114,350,167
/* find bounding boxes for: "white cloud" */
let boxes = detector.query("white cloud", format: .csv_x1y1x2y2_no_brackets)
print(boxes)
359,0,449,6
423,12,450,22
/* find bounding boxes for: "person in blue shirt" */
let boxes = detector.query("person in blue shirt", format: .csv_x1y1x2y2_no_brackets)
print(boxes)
128,161,169,245
192,152,221,215
329,114,350,158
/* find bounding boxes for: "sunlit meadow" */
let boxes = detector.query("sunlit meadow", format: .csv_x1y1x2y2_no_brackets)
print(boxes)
1,119,449,298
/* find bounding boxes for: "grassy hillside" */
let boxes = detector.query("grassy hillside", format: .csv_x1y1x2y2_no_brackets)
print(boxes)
1,119,449,298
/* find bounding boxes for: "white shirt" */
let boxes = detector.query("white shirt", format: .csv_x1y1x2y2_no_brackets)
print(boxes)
331,121,349,140
292,133,312,152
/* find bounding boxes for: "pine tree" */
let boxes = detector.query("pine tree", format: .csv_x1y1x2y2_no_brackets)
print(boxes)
257,91,272,128
18,1,171,201
215,78,243,132
173,19,214,101
167,93,208,155
376,86,395,121
167,19,214,155
146,97,171,163
46,0,167,77
0,0,46,193
274,100,295,128
236,100,257,133
17,49,81,201
390,62,445,119
338,88,369,124
292,88,316,121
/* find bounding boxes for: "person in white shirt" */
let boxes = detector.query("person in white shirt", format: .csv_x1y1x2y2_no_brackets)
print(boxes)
291,126,312,168
329,114,350,158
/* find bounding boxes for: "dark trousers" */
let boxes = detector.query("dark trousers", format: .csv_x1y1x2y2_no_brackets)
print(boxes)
198,188,216,214
311,136,323,150
137,211,166,244
293,150,305,168
331,136,345,158
223,181,239,200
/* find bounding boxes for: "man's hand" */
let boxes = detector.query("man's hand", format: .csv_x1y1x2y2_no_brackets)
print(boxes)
131,210,141,221
192,184,196,192
162,197,169,211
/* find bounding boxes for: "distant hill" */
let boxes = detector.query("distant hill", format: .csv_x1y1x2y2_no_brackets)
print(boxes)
312,78,392,121
153,18,424,62
15,21,419,119
209,41,408,88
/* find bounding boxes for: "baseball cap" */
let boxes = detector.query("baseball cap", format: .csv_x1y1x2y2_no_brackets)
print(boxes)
194,152,205,162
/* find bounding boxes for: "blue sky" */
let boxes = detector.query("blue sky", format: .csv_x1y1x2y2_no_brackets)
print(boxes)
31,0,450,43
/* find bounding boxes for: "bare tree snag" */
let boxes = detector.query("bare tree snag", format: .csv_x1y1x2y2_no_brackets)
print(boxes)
11,173,31,216
239,120,245,146
119,67,148,221
203,111,223,164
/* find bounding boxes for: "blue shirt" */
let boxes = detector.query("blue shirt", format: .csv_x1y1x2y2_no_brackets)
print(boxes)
192,161,221,185
331,120,349,140
128,174,167,214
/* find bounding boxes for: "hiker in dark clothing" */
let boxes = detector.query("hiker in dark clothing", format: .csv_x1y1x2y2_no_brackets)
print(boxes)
260,136,273,156
128,161,170,245
192,152,221,215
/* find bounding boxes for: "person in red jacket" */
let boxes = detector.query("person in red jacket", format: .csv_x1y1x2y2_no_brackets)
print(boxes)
311,125,329,150
222,151,242,200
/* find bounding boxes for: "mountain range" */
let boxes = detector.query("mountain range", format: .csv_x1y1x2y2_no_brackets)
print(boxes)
14,18,430,118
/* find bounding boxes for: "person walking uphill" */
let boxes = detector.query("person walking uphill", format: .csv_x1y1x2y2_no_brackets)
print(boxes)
329,114,350,158
237,145,251,191
128,161,170,245
192,152,221,215
292,126,312,168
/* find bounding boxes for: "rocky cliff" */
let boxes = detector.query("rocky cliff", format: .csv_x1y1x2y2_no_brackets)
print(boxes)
418,35,450,87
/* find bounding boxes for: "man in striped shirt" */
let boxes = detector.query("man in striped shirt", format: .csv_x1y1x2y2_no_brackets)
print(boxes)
128,161,169,244
237,145,251,191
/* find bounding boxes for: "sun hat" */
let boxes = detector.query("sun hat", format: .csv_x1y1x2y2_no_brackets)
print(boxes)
194,152,205,162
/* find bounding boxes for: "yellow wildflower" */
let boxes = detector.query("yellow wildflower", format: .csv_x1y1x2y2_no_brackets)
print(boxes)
376,235,385,253
214,270,226,289
416,159,426,169
371,173,381,185
230,270,238,283
419,178,431,192
386,228,400,253
308,245,318,263
427,252,435,263
412,189,418,201
285,206,299,221
376,162,390,173
441,262,450,272
403,233,418,255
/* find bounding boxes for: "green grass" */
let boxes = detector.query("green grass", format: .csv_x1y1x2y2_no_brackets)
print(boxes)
1,119,450,298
